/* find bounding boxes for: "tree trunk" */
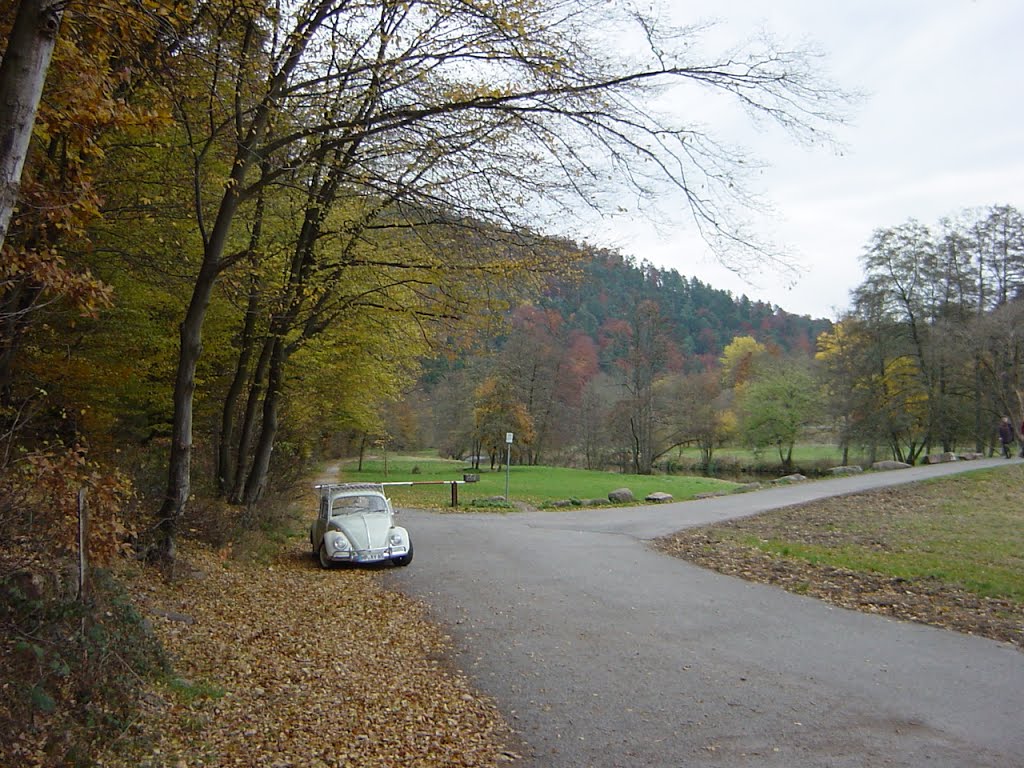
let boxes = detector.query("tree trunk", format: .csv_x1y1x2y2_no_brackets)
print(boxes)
0,0,63,251
228,335,273,503
218,279,262,494
154,258,219,559
242,337,285,505
156,176,248,558
217,186,267,492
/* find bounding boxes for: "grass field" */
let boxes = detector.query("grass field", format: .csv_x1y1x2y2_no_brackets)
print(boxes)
329,454,739,508
660,464,1024,604
655,464,1024,647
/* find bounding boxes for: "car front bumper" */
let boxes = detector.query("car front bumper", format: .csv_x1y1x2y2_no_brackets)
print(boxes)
328,546,409,564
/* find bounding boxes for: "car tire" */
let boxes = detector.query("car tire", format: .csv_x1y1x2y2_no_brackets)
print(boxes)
393,542,414,567
318,544,334,569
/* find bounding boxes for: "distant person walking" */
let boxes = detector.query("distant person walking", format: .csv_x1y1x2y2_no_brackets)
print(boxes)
998,416,1015,458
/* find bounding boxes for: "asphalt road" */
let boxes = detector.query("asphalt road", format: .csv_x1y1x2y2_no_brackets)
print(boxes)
386,458,1024,768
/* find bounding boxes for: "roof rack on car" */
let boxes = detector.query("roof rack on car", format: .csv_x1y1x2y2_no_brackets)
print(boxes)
314,482,386,494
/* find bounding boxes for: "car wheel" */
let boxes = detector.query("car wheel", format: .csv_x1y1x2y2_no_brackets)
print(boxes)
318,544,333,569
393,542,413,567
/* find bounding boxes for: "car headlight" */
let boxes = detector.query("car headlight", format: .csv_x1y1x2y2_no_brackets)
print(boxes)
389,531,405,546
329,533,351,552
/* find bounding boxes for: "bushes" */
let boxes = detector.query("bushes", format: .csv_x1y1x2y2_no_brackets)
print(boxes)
0,568,168,766
0,445,166,766
1,445,135,569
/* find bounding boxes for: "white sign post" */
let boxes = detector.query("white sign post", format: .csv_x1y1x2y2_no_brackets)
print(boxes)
505,432,514,501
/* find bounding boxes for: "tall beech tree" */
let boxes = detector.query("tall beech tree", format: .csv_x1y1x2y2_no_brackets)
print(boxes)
0,0,63,252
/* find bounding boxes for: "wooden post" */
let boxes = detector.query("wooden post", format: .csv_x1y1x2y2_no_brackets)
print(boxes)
450,481,458,507
77,488,88,601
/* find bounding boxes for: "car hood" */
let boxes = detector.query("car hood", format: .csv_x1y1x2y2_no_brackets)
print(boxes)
328,514,391,550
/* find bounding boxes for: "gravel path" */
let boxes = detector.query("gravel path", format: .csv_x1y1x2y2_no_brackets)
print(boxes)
387,459,1024,768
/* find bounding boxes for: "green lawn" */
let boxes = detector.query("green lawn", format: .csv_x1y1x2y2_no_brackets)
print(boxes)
330,455,739,509
690,466,1024,601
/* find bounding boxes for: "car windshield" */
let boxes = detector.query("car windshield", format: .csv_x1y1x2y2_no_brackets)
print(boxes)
330,494,388,516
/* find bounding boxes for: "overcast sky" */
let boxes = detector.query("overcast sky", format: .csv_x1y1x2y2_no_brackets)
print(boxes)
582,1,1024,319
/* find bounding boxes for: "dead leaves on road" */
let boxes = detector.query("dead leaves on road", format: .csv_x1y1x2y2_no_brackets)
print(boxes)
99,544,512,767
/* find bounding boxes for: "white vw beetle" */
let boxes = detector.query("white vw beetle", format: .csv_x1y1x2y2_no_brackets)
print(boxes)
310,483,413,568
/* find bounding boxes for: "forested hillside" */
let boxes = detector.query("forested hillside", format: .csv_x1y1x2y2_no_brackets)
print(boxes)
415,243,831,472
540,248,831,369
418,207,1024,476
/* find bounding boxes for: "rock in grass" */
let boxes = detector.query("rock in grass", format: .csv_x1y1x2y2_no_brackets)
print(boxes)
607,488,635,503
645,492,673,503
829,465,863,475
872,460,911,471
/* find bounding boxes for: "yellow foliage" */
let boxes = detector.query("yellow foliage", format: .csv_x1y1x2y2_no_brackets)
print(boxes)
720,335,768,387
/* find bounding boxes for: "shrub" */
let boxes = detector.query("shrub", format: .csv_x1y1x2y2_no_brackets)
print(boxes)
0,568,168,766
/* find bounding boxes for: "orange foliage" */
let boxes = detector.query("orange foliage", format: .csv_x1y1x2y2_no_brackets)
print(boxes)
2,445,134,568
1,0,176,314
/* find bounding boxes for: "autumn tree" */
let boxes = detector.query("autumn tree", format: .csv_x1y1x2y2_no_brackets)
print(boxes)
815,319,875,463
975,205,1024,308
737,359,822,472
657,369,729,471
0,0,177,434
606,300,678,474
719,335,769,390
472,376,535,469
498,302,601,465
826,207,1024,461
143,0,848,559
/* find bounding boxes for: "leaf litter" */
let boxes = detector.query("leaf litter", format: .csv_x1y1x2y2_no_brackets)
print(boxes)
96,541,514,767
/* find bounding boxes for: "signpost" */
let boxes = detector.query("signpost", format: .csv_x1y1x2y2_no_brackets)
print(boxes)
505,432,514,501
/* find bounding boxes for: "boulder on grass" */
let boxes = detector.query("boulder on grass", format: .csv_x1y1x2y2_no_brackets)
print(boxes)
608,487,635,503
732,483,763,493
645,491,673,503
829,465,863,475
871,460,911,471
924,452,958,464
774,473,807,484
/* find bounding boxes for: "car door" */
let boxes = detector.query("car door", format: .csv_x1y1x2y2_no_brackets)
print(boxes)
314,494,329,546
